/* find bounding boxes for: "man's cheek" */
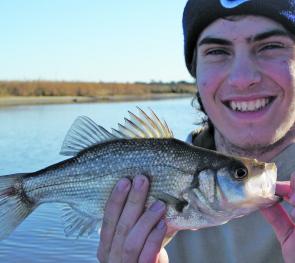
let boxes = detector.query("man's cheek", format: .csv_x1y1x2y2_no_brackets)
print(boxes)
197,78,218,107
263,59,294,89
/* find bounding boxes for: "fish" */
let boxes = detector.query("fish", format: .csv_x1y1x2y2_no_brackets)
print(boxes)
0,107,279,241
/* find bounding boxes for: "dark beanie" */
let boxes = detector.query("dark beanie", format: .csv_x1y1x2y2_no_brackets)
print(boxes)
183,0,295,77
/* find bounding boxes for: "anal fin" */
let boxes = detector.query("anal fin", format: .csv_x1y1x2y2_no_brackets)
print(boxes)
61,204,99,238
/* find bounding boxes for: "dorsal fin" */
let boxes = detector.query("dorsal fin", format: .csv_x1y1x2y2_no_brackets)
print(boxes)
60,115,117,156
60,107,174,156
135,107,174,138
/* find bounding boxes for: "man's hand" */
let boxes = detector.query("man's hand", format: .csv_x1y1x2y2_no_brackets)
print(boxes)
260,173,295,263
97,175,169,263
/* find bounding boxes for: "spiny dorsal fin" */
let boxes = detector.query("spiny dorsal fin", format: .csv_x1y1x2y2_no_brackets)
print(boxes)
117,107,174,139
60,107,174,156
134,107,174,138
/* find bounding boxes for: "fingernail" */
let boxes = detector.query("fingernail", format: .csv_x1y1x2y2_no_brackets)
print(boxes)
133,175,146,190
156,219,166,230
116,178,130,192
150,200,165,212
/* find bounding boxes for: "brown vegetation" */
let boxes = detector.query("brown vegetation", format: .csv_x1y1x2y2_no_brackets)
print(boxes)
0,81,195,97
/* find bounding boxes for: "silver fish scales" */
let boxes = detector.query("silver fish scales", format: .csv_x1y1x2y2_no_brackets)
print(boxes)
0,107,278,240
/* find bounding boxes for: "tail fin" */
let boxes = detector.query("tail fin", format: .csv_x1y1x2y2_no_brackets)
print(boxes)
0,173,35,240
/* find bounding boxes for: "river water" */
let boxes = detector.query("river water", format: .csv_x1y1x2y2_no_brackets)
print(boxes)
0,98,203,263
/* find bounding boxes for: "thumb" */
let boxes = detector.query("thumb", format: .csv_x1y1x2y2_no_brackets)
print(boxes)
275,181,291,198
261,203,294,245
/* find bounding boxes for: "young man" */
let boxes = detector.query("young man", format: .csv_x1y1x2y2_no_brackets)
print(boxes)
97,1,295,262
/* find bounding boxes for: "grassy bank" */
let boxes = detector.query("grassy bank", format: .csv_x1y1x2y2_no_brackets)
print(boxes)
0,80,195,97
0,80,196,107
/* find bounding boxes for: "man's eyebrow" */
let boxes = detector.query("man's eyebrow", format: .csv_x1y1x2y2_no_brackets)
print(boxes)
198,37,232,47
198,29,294,47
251,29,294,42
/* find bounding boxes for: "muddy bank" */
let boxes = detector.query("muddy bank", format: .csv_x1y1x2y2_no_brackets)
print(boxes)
0,93,193,107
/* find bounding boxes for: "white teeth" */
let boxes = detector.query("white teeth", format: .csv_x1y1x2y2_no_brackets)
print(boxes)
228,98,271,112
241,102,247,111
248,101,255,111
231,101,237,111
261,99,266,108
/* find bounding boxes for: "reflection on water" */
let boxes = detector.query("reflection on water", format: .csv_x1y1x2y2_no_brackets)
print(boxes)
0,98,202,263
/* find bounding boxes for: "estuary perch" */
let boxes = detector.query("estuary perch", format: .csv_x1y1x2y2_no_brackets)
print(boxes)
0,108,278,240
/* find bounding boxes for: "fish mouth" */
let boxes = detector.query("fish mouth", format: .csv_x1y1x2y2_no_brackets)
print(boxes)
223,96,276,112
245,165,277,199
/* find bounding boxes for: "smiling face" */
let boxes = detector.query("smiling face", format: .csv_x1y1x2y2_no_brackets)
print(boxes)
196,15,295,153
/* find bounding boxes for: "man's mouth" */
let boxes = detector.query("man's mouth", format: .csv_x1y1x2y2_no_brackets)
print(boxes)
225,97,276,112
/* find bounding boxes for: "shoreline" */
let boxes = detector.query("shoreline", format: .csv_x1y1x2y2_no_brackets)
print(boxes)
0,94,193,107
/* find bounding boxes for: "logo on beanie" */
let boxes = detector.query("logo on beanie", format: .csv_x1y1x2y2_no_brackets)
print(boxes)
281,0,295,23
220,0,250,8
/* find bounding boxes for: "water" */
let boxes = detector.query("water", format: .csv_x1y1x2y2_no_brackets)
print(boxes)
0,98,203,263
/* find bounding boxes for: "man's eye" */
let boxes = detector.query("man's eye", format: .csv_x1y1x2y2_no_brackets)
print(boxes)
205,49,229,56
260,43,285,51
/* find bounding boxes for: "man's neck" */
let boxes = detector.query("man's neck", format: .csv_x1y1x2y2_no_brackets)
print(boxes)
214,128,295,162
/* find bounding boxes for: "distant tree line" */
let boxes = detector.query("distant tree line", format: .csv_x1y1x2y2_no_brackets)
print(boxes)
0,81,196,97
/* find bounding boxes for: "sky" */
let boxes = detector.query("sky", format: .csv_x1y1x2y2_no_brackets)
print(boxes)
0,0,193,83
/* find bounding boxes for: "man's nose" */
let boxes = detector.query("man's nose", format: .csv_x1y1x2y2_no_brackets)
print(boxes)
227,53,262,90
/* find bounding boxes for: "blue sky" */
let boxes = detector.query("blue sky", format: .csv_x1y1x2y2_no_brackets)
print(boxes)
0,0,193,83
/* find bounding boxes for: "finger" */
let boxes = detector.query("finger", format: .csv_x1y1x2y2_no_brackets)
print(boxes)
289,193,295,207
157,248,169,263
291,208,295,222
261,203,294,245
138,221,168,263
122,201,166,263
275,181,290,197
109,175,149,262
98,178,131,263
288,172,295,206
291,172,295,190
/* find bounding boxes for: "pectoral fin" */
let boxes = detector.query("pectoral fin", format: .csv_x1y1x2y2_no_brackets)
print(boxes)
153,192,188,213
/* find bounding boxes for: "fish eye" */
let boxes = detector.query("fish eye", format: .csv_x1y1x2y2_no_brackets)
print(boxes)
234,167,248,180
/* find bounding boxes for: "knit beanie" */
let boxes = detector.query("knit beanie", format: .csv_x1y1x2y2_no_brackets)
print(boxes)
183,0,295,77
